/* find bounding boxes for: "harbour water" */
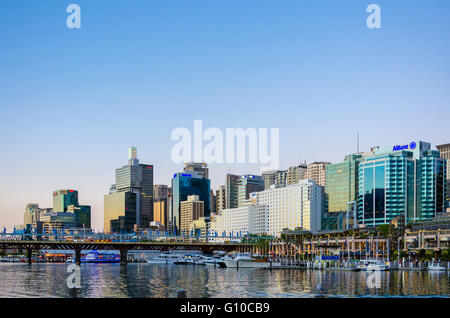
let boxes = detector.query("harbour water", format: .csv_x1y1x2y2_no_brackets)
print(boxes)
0,263,448,298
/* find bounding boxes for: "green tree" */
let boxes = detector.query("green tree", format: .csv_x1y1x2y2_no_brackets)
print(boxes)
377,224,390,237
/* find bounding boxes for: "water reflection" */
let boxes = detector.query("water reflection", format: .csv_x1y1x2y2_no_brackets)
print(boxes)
0,264,448,298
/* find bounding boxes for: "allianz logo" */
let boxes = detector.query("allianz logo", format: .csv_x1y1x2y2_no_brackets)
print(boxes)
393,142,416,152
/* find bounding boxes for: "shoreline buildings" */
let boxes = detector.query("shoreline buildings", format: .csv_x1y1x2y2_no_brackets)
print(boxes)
305,162,330,188
226,174,264,208
23,189,91,234
262,164,307,190
180,195,204,235
324,141,447,229
170,163,211,234
210,180,323,238
104,147,153,233
153,184,169,229
357,141,446,226
436,143,450,211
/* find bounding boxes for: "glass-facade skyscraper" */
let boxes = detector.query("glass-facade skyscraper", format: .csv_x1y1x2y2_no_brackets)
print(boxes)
104,147,153,233
53,189,79,212
226,174,264,208
171,173,210,234
436,143,450,209
326,154,362,214
237,175,264,207
357,142,447,226
105,191,137,233
50,189,91,230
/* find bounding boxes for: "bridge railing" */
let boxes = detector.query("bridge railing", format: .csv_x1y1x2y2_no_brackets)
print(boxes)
0,232,276,243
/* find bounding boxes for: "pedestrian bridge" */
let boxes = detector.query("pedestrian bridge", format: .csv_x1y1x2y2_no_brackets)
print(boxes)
0,240,258,265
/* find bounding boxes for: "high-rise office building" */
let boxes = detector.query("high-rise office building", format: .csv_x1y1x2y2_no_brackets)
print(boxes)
262,170,291,189
226,174,264,208
180,195,204,234
153,184,169,200
171,172,210,233
153,198,167,228
215,185,226,213
184,162,209,179
357,141,447,226
305,162,330,187
262,170,277,190
104,191,137,233
325,154,362,214
286,164,307,185
47,189,91,231
67,205,91,229
436,143,450,210
24,203,42,227
53,190,79,212
274,170,287,187
238,175,264,207
210,190,216,213
226,174,240,209
153,184,169,227
106,147,154,230
39,212,77,233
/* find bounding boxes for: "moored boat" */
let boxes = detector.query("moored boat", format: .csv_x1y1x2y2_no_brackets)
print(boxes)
358,259,389,271
223,254,271,268
81,250,120,263
146,253,180,264
427,262,446,271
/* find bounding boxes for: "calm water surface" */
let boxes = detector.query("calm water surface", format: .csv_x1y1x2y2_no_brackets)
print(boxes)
0,263,448,298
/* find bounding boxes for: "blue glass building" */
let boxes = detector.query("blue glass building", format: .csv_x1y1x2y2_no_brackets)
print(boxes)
170,173,210,234
357,141,447,226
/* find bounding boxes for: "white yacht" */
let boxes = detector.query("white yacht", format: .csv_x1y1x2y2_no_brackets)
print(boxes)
174,255,205,265
223,254,271,268
427,262,446,271
65,257,75,264
146,254,180,264
358,259,389,271
203,257,220,266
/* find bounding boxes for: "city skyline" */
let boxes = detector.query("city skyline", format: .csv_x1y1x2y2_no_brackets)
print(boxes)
1,1,450,230
4,138,448,231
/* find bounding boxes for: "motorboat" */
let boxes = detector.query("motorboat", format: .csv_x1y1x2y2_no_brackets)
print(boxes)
146,253,180,264
65,257,75,264
427,262,446,271
223,254,271,268
358,259,389,271
174,254,205,265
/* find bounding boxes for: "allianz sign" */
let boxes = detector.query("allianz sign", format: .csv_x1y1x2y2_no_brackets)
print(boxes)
393,142,417,152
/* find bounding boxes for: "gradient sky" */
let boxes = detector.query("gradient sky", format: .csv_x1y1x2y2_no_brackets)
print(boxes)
0,0,449,231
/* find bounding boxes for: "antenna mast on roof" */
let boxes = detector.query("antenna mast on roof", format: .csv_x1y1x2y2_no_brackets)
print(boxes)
357,132,360,153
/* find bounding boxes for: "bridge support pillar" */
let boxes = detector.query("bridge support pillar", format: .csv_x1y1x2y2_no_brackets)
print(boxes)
75,249,81,265
26,248,33,265
120,250,128,265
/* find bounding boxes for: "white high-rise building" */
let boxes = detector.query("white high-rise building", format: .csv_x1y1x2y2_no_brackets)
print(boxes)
210,179,323,238
210,205,268,240
250,180,323,236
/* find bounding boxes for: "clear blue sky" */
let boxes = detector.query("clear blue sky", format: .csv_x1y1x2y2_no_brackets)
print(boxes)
0,0,449,230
